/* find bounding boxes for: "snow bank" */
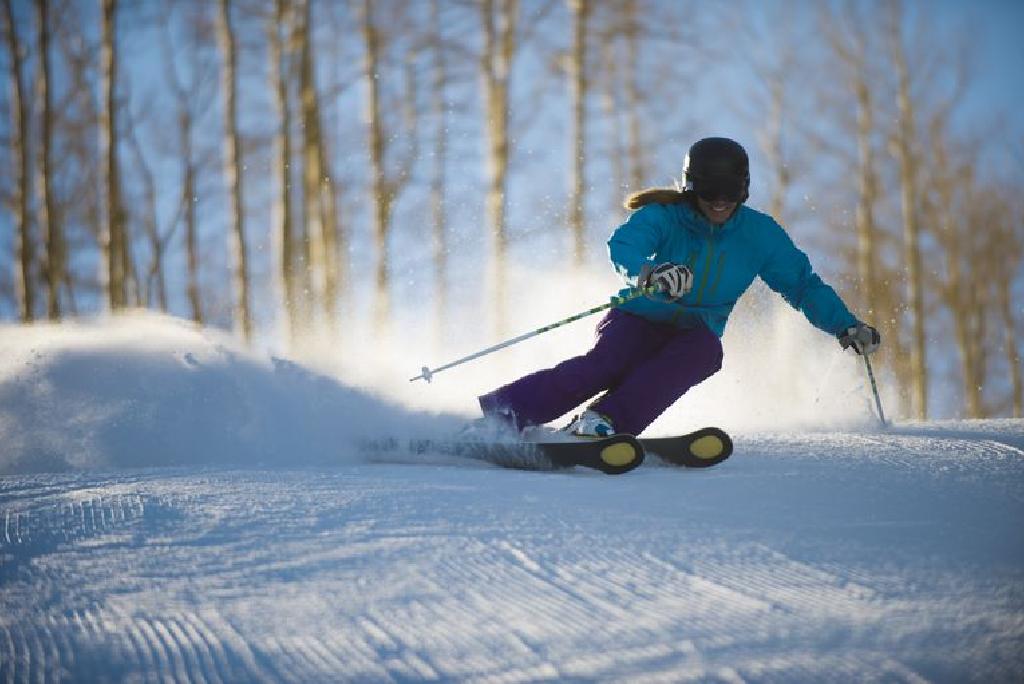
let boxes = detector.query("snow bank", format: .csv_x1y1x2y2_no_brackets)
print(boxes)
0,312,460,475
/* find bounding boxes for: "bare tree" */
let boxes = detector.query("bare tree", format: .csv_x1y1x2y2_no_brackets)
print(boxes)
820,8,882,322
36,0,63,318
2,0,34,321
55,0,102,313
298,0,342,332
567,0,588,266
887,1,927,419
182,119,201,325
123,99,171,311
758,73,790,223
591,0,702,201
595,12,625,215
994,141,1024,419
162,1,216,325
931,142,989,417
429,0,449,345
360,0,418,335
217,0,253,341
732,0,803,225
805,3,918,416
622,0,644,191
991,197,1024,417
949,176,1024,419
267,0,299,343
100,0,127,311
479,0,517,335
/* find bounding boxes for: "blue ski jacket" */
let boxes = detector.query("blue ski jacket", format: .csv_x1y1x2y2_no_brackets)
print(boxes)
608,201,858,338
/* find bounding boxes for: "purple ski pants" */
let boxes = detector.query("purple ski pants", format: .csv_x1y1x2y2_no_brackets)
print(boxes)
478,309,723,435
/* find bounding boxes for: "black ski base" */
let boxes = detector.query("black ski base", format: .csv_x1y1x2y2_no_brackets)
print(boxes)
398,433,645,475
641,427,732,468
538,434,645,475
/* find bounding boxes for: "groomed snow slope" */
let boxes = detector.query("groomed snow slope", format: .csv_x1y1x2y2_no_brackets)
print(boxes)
1,316,1022,682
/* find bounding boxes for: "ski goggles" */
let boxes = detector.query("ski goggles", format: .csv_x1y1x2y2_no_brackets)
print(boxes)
691,175,746,203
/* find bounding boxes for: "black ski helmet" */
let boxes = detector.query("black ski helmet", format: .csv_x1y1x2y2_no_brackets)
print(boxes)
683,137,750,203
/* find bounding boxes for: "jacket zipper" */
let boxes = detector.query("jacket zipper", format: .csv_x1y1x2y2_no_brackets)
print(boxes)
694,230,717,305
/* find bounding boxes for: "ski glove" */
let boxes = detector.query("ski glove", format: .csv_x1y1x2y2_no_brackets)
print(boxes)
839,323,881,356
639,262,693,301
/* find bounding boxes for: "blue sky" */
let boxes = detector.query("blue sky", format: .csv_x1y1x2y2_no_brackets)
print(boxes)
944,0,1024,169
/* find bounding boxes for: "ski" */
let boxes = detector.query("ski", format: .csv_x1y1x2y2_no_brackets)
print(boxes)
641,427,732,468
534,434,645,474
371,433,645,475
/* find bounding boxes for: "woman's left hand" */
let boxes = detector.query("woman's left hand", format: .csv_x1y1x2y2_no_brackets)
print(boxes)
839,323,881,355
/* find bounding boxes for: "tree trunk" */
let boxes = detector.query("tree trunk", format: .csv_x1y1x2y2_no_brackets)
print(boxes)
479,0,517,336
185,157,201,323
888,6,927,419
2,0,34,322
568,0,588,266
598,29,624,212
979,182,1023,418
299,0,340,332
100,0,126,311
997,281,1022,418
853,73,879,322
762,78,787,222
360,0,391,335
623,0,644,191
163,7,204,326
934,144,984,417
430,0,448,347
268,0,298,344
123,103,167,311
217,0,252,342
36,0,62,319
178,104,202,325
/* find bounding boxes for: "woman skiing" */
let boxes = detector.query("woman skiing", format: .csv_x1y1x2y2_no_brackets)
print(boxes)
477,137,880,438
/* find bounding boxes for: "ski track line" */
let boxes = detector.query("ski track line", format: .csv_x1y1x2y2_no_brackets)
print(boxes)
320,630,402,680
979,438,1024,460
474,542,729,677
84,606,264,682
492,539,626,621
254,637,302,683
389,584,561,680
725,651,927,684
688,544,881,614
430,541,594,645
490,538,712,633
335,538,623,679
193,608,267,681
132,617,176,681
176,613,226,684
640,551,776,618
156,617,205,683
0,622,59,684
180,611,235,684
0,494,147,551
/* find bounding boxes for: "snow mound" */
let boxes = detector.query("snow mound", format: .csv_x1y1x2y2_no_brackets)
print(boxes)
0,313,459,475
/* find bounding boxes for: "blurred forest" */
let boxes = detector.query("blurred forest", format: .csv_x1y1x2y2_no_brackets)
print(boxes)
1,0,1021,420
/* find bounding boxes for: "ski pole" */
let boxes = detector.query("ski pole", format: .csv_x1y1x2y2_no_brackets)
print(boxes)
860,349,887,427
410,285,659,383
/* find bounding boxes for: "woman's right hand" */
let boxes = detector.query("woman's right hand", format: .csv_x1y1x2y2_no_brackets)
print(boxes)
640,262,693,301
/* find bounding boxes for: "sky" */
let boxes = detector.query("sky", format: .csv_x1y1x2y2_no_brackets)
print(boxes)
934,0,1024,171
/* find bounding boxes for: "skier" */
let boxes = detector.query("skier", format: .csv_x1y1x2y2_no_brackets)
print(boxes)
477,137,881,438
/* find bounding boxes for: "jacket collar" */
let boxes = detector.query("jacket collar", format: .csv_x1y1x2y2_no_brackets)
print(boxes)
675,202,743,238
